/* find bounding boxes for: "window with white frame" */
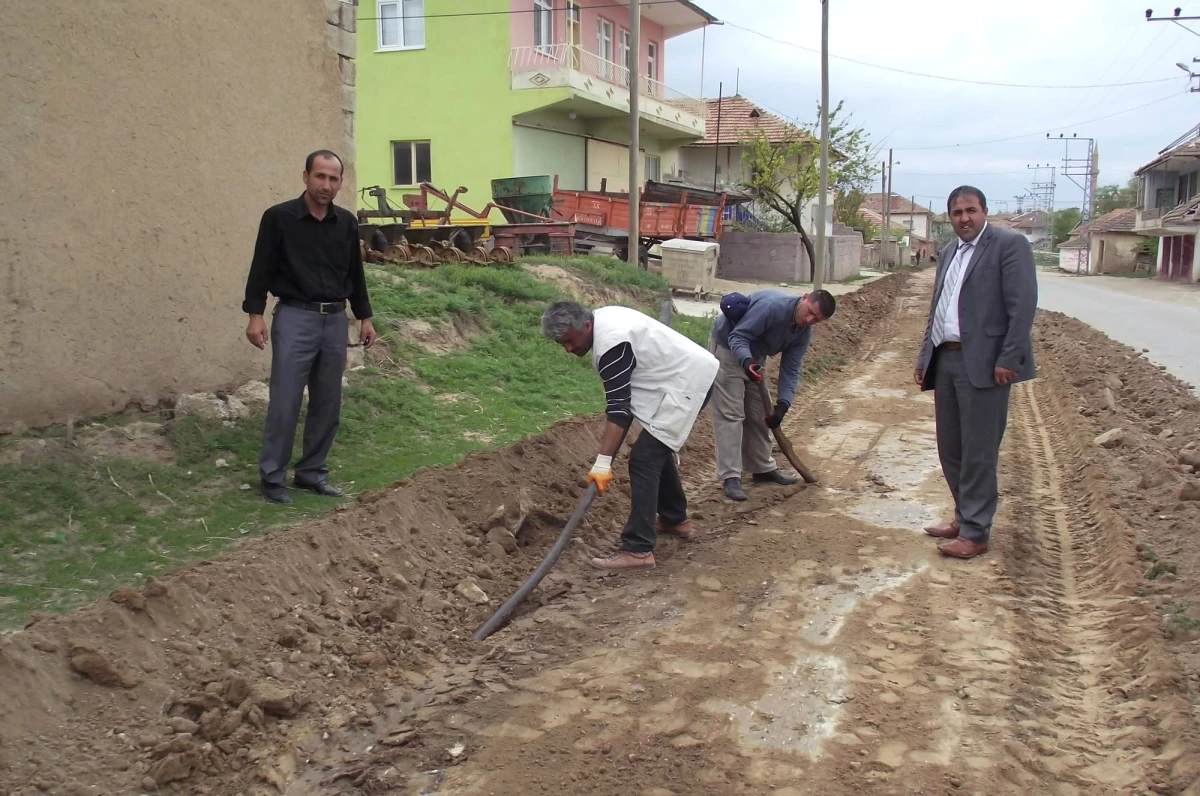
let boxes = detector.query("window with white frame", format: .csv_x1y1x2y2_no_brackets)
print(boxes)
645,154,661,182
597,17,614,76
534,0,553,51
647,41,659,94
393,140,432,186
378,0,425,50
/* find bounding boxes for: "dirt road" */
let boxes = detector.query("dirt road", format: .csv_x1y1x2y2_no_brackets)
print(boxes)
3,270,1197,795
296,271,1199,794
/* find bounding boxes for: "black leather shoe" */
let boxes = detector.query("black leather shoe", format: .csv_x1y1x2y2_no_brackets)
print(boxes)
753,469,799,486
724,477,747,501
261,482,293,505
293,479,343,498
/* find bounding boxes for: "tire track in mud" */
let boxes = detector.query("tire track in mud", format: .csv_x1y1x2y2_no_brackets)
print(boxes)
997,376,1199,794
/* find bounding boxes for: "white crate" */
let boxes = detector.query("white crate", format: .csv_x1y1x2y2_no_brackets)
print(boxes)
660,238,719,294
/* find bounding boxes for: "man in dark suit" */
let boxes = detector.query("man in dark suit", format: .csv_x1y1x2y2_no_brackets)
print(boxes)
913,186,1037,559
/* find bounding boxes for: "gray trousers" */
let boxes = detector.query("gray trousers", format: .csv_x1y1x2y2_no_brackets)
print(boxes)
932,347,1011,543
710,335,778,482
258,303,348,487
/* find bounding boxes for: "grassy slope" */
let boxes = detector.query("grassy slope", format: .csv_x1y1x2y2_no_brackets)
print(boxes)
0,257,709,627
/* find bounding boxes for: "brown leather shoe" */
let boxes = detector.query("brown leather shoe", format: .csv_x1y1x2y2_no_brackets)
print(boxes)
656,518,693,541
937,537,988,560
591,550,656,570
924,519,960,539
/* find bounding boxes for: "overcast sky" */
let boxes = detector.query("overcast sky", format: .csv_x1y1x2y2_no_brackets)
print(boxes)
664,0,1199,214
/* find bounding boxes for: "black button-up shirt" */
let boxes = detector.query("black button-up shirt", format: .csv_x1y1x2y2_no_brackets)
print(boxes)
242,194,373,319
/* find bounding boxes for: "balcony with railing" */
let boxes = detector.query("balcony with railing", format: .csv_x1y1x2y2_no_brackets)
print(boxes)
509,44,705,137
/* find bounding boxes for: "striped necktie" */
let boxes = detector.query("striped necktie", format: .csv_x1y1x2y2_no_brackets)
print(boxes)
930,243,973,347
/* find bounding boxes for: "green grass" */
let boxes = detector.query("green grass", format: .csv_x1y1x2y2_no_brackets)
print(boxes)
1162,601,1200,632
1105,269,1154,279
0,256,711,627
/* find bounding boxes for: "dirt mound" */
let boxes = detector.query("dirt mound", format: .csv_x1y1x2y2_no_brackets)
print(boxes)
0,273,907,794
1034,311,1200,716
393,312,485,355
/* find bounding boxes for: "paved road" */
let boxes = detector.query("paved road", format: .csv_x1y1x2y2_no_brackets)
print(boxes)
1037,271,1200,391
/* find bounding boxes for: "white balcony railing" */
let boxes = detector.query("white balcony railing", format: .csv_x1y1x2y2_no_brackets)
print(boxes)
509,45,700,114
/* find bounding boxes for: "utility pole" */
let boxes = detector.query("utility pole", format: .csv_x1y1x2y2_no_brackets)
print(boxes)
814,0,830,289
1027,163,1056,251
1146,11,1200,90
627,0,641,267
883,149,894,268
1050,133,1097,275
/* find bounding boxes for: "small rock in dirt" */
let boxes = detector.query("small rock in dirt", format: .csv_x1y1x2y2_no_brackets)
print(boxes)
169,717,200,735
354,651,388,668
275,625,306,649
389,572,412,591
233,380,270,412
174,393,229,421
696,576,723,592
149,752,197,785
486,527,519,554
1180,482,1200,502
142,577,168,598
1095,429,1126,449
109,587,146,612
215,458,229,468
1102,375,1123,391
1102,388,1117,412
69,645,138,689
266,661,285,679
251,683,308,717
455,579,490,605
1160,429,1176,441
31,637,59,654
223,676,251,706
482,504,508,530
486,541,509,562
473,564,496,581
379,597,403,622
1179,450,1200,469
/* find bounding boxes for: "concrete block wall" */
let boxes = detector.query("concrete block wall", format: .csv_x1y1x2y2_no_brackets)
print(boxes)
717,231,862,284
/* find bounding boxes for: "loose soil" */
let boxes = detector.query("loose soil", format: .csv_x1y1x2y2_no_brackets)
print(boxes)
2,271,1198,795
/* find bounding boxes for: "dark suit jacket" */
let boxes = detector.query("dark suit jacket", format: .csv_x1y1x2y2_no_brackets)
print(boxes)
915,223,1037,391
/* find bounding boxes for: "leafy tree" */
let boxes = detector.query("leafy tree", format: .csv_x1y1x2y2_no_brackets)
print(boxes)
1052,207,1082,247
1094,177,1139,215
741,101,878,279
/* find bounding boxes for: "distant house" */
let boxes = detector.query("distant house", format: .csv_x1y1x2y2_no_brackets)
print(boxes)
1058,208,1145,275
1007,210,1052,248
862,194,934,261
675,95,833,236
1134,124,1200,281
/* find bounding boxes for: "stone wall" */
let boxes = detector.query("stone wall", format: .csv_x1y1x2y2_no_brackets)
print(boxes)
717,231,862,284
0,0,357,432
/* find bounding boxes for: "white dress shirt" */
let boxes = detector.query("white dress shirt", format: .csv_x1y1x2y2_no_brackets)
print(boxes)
938,222,987,343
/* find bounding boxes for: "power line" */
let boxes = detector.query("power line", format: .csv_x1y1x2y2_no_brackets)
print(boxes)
894,90,1185,151
365,7,1182,90
1172,19,1200,37
720,21,1183,89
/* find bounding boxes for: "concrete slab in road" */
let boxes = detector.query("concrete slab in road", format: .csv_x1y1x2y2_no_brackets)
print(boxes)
1036,270,1200,392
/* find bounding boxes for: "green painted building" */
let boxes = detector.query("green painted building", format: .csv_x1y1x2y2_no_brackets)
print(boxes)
355,0,716,218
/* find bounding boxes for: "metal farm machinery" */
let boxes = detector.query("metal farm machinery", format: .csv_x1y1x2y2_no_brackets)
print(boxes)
357,183,574,267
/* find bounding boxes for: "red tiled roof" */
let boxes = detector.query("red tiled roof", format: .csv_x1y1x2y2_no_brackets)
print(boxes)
862,193,932,215
1069,207,1138,235
693,95,810,147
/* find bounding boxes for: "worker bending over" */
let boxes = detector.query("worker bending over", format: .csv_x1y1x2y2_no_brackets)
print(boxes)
541,301,719,571
710,289,836,501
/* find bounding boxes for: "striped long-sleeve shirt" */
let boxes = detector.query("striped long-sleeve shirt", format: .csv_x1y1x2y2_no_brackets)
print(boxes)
596,341,636,429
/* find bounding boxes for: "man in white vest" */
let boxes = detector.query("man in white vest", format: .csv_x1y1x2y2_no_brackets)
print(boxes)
541,301,720,571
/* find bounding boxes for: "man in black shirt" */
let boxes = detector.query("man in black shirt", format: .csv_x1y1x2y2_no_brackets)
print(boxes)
243,150,377,505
